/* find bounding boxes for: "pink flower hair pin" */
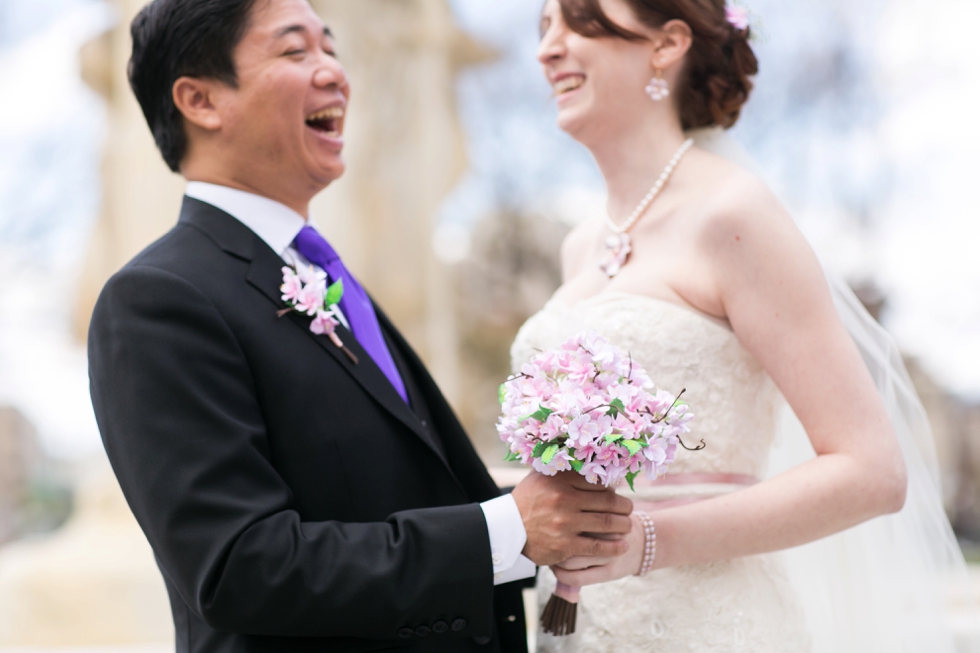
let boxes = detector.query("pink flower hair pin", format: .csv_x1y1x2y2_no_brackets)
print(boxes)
278,263,358,364
725,4,750,31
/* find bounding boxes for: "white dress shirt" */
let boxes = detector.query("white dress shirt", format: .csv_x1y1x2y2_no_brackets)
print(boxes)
185,181,536,585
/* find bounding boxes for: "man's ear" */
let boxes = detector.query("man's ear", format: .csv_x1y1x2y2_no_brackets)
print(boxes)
173,77,223,131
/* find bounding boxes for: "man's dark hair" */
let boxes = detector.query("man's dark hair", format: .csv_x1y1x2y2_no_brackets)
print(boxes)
128,0,261,172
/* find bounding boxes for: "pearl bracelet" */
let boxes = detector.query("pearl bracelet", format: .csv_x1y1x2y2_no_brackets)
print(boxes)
635,510,657,576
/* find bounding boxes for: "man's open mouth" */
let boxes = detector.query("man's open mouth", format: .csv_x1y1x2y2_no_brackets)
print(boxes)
305,106,344,138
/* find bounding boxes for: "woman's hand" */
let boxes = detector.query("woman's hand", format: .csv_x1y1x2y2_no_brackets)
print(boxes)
551,513,646,586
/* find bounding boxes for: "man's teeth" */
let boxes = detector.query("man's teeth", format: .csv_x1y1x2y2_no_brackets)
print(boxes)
555,76,585,94
306,106,345,122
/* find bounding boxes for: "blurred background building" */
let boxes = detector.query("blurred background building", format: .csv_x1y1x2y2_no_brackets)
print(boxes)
0,0,978,649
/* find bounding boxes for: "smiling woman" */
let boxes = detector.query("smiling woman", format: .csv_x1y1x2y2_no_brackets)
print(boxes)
551,0,757,130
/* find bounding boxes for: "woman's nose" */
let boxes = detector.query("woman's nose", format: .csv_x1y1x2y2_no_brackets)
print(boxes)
537,28,566,66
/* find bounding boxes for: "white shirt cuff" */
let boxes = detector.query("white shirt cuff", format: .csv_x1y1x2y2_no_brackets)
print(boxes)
480,494,537,586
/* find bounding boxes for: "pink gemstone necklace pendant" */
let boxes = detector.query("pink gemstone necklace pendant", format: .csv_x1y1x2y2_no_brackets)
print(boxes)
599,138,694,278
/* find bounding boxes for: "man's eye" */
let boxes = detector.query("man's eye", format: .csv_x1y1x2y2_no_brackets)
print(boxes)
284,49,305,56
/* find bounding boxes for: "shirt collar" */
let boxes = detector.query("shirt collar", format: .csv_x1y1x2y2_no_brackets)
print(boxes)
185,181,307,257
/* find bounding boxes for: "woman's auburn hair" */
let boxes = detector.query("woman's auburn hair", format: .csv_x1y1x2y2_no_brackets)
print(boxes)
557,0,758,129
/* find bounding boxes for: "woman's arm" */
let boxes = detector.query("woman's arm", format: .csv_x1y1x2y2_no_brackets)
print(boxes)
555,177,907,584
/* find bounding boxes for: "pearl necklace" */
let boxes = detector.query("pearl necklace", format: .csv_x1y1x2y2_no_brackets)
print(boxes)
599,138,695,278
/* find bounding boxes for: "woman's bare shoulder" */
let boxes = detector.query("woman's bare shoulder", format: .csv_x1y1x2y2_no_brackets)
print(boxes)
688,152,798,251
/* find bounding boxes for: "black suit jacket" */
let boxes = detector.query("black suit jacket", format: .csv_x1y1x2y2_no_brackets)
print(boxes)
88,197,529,653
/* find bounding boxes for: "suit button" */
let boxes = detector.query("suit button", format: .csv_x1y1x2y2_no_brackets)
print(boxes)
451,618,467,632
420,419,428,427
398,628,413,638
432,620,449,634
415,626,431,637
474,635,492,645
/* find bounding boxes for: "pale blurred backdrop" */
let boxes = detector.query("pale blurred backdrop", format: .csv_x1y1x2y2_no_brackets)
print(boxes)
0,0,978,650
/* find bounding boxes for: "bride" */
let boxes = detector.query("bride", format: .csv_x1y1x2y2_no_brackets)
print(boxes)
512,0,975,651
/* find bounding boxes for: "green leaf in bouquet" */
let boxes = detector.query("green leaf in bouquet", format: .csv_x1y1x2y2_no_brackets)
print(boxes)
541,444,560,464
604,433,624,444
325,278,344,307
607,398,626,417
504,450,521,462
627,470,641,491
532,442,549,459
498,384,507,405
570,459,584,472
621,439,643,455
530,407,555,422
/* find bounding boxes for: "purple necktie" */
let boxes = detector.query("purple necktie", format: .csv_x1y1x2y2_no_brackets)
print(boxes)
292,226,409,404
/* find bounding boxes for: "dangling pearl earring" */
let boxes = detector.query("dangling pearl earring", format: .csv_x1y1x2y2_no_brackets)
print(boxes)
645,69,670,102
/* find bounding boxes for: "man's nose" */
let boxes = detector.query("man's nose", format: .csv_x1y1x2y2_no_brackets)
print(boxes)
313,58,349,92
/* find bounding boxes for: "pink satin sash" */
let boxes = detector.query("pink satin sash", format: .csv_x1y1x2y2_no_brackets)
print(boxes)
632,472,758,510
647,472,758,486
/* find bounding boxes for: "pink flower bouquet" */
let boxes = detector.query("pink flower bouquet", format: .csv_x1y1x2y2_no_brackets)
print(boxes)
497,330,696,636
498,330,693,491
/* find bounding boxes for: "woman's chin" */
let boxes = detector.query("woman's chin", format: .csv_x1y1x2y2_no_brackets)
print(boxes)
556,109,591,142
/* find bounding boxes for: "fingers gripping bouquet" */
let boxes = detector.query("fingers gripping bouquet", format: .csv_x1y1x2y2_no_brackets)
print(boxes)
497,331,696,636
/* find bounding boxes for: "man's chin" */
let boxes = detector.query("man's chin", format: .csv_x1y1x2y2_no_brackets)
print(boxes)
311,160,346,188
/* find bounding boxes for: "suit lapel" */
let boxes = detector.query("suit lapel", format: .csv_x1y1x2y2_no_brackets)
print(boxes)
177,199,455,472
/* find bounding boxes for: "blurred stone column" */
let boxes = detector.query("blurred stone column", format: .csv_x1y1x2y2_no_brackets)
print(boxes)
309,0,493,401
0,407,38,544
74,0,187,342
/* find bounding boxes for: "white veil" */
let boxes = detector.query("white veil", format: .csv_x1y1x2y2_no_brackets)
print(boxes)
687,126,978,652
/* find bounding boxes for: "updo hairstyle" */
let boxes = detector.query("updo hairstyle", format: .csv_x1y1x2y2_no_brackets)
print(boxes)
557,0,758,129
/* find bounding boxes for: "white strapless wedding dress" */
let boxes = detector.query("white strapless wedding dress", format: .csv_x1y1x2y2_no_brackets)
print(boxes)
511,291,814,653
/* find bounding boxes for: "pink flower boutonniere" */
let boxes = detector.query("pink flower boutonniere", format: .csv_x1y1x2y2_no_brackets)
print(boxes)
278,263,358,364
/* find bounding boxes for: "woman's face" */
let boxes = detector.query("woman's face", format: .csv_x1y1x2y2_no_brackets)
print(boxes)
537,0,665,145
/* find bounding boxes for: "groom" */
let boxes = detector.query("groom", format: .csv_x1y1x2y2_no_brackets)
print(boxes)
87,1,633,652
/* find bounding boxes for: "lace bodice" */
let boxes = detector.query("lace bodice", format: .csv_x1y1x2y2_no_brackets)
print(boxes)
511,292,784,480
513,292,812,653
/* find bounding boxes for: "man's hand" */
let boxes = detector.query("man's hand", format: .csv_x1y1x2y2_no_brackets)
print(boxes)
511,471,634,566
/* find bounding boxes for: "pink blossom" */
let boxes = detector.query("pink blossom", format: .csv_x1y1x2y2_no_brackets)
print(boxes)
296,262,326,286
310,309,339,335
532,449,573,476
295,280,326,316
538,413,567,441
725,5,749,30
280,267,304,304
580,461,609,485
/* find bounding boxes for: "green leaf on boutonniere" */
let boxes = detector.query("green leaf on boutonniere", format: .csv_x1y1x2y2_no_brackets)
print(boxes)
541,444,559,464
325,278,344,307
532,442,549,459
621,439,643,455
604,433,624,444
504,450,521,462
498,384,507,405
570,458,584,472
626,470,639,492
